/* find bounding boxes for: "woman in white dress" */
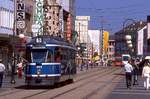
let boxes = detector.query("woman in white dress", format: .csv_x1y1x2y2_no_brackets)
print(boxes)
142,60,150,90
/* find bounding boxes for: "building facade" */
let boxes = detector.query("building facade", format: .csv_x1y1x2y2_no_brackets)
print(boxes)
44,0,61,36
43,0,75,42
88,30,100,55
0,0,35,74
0,0,14,72
75,16,91,58
108,35,115,61
115,21,146,57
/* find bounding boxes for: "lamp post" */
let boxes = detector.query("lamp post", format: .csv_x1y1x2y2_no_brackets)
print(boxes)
10,0,17,84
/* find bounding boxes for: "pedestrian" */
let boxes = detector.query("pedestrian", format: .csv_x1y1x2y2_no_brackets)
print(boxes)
132,59,139,85
142,60,150,90
124,59,133,89
17,60,23,79
0,59,5,88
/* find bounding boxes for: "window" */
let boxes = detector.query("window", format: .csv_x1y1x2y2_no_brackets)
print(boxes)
57,13,59,16
53,11,55,14
46,50,53,62
57,22,59,26
31,49,47,63
54,47,62,62
0,8,14,29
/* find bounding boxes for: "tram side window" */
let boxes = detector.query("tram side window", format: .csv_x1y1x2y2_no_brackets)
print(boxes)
54,47,62,62
46,51,53,62
26,49,31,63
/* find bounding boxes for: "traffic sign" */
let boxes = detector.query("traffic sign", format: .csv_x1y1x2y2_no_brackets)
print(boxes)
32,24,41,33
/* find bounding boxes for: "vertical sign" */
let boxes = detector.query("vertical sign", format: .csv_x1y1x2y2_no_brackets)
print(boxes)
147,16,150,39
16,0,25,29
66,14,72,42
34,0,44,35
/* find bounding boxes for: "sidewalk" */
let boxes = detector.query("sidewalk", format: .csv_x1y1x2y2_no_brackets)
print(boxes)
2,75,25,88
106,75,150,99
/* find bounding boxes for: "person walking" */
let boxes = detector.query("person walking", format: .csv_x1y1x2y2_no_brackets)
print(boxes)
17,60,23,79
132,59,139,85
142,60,150,90
124,59,133,89
0,59,5,88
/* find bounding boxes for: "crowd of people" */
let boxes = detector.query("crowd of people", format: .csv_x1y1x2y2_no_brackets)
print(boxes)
124,57,150,90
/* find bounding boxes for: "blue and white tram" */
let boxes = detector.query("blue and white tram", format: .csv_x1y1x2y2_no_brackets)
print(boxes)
25,36,77,85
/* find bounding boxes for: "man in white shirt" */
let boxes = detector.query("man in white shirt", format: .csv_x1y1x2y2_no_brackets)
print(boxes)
0,59,5,88
124,60,133,89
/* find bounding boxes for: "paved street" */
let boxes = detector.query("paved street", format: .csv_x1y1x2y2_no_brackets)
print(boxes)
1,67,150,99
0,66,121,99
0,66,102,92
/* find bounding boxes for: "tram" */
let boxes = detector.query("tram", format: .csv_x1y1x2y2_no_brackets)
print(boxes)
25,36,77,86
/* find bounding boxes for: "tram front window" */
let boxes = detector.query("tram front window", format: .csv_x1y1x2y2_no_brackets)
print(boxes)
32,49,47,63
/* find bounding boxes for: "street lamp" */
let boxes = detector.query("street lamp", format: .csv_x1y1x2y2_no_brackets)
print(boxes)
125,35,132,40
11,0,17,84
128,44,133,48
123,19,137,56
127,40,132,44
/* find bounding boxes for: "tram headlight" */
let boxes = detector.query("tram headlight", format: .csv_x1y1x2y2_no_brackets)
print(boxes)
37,69,41,75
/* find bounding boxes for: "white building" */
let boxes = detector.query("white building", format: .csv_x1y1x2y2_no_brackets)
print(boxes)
75,16,91,58
88,30,100,54
75,16,90,44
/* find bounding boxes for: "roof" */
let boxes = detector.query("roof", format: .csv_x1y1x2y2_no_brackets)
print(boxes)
27,35,76,49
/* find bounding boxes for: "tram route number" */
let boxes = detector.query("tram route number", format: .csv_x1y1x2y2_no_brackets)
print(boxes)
37,66,42,68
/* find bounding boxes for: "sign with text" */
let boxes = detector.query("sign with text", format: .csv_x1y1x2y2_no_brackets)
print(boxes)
34,0,44,35
16,0,25,29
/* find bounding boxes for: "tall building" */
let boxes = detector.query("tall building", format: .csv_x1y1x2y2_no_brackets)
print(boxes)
75,16,90,43
44,0,61,36
43,0,75,42
75,16,91,58
88,30,100,55
58,0,75,42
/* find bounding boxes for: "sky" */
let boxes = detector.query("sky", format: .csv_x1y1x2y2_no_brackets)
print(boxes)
75,0,150,34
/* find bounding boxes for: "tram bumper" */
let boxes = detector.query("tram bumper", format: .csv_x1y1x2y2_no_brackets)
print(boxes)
26,74,61,85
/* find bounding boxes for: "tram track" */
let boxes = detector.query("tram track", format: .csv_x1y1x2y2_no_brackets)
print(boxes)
0,67,111,97
83,75,121,99
0,67,121,99
23,67,121,99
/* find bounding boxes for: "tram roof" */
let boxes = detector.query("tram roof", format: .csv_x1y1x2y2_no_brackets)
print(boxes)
27,35,76,49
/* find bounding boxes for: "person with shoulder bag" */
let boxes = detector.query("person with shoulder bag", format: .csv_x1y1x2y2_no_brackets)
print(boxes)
142,60,150,90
